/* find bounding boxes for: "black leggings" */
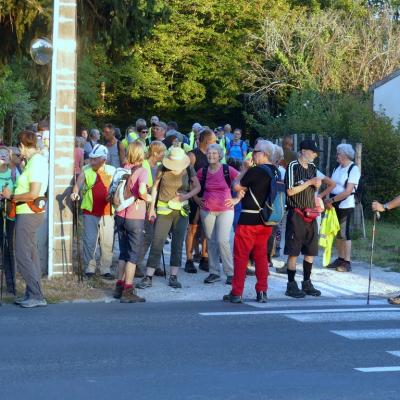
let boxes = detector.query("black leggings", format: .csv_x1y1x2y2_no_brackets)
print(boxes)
334,207,354,241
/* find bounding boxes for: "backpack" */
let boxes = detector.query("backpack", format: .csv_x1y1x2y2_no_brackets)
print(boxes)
227,140,244,157
247,165,286,226
333,163,363,204
199,164,231,197
109,167,136,212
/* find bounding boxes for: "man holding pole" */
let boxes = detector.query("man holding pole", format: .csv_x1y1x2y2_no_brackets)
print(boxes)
372,197,400,305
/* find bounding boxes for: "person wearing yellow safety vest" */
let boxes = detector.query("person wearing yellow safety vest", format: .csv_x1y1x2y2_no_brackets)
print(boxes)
135,141,167,278
136,147,201,290
215,126,230,164
122,126,138,152
71,144,116,279
188,122,203,150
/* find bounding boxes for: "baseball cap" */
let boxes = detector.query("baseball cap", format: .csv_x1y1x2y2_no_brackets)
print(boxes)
192,122,203,131
89,144,108,159
166,129,184,143
299,139,321,153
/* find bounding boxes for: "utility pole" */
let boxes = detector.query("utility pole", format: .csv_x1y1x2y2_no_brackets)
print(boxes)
48,0,77,277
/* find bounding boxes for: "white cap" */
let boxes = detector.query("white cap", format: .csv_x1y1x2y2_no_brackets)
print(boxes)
89,144,108,159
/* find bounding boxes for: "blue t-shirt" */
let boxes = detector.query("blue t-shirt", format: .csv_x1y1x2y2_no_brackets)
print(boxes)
227,140,247,161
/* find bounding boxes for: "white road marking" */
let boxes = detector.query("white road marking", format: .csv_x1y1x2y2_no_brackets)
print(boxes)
354,366,400,373
246,299,388,309
331,329,400,340
287,311,400,323
387,351,400,358
199,307,398,317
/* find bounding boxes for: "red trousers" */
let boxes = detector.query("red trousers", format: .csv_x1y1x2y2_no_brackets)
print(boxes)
232,224,272,296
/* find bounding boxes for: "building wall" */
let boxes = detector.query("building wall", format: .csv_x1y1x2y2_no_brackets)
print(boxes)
373,75,400,128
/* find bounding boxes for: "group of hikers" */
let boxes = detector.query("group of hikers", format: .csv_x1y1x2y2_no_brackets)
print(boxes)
1,117,400,307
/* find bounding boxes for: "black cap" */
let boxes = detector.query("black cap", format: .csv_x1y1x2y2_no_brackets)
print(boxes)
299,139,320,153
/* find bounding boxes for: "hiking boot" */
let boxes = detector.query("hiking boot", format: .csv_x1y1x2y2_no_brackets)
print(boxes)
193,253,202,263
135,268,144,278
199,257,209,272
285,281,306,298
223,292,242,304
113,282,124,299
19,298,47,308
256,291,268,303
276,264,288,274
14,295,28,305
204,274,221,284
120,288,146,303
136,276,152,289
154,267,165,277
85,272,95,279
336,261,352,272
225,276,233,285
168,275,182,289
302,280,321,297
101,273,114,280
388,294,400,305
326,258,343,269
184,260,197,274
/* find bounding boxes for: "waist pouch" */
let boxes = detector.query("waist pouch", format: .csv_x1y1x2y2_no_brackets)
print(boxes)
294,207,320,223
8,196,47,218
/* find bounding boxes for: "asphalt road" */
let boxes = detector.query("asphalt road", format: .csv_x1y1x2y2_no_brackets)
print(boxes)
1,299,400,400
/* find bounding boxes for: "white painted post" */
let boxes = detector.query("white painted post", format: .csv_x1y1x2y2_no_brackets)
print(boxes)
48,0,77,277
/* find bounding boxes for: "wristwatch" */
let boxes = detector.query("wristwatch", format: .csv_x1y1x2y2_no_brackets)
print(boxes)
384,203,389,211
10,194,14,201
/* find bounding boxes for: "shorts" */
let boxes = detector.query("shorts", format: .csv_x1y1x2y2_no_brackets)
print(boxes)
115,216,145,264
284,209,318,257
189,198,200,225
334,206,354,241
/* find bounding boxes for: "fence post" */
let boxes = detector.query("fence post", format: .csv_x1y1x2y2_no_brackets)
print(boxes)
352,142,366,239
326,136,332,176
293,134,298,153
318,135,324,171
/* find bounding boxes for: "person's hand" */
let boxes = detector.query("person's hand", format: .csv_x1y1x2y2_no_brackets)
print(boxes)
309,177,322,189
70,192,80,201
324,199,333,210
174,192,187,203
225,198,239,208
148,209,157,221
2,186,12,200
194,196,205,208
372,201,385,213
237,189,246,199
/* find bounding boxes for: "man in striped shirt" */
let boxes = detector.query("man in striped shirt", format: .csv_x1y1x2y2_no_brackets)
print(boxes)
284,140,336,298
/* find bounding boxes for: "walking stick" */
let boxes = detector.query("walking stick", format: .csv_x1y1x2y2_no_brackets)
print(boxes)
73,199,84,282
367,212,380,305
0,193,8,303
162,250,166,280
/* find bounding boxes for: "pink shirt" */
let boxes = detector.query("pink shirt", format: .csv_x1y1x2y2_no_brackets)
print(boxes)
74,148,84,175
116,165,148,220
197,165,239,212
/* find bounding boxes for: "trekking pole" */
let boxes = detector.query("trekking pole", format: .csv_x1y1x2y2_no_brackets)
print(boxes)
0,194,7,303
162,250,166,280
367,211,380,305
73,199,84,282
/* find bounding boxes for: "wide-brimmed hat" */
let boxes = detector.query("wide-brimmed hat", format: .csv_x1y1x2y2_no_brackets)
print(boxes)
162,147,190,172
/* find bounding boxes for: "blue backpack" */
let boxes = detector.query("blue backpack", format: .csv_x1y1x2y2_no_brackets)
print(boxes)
248,165,286,226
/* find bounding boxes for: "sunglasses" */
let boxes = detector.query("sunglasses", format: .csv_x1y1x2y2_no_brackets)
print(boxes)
252,150,262,154
141,130,148,134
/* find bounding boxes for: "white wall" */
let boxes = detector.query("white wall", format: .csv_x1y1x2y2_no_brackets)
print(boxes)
373,74,400,128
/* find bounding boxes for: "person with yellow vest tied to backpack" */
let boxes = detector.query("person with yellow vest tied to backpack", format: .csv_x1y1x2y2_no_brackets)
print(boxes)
71,144,116,279
136,147,201,290
135,140,167,277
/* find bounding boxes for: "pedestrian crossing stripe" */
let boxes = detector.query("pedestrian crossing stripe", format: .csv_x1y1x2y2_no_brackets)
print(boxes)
354,366,400,373
387,351,400,358
286,311,400,323
199,307,399,317
331,329,400,340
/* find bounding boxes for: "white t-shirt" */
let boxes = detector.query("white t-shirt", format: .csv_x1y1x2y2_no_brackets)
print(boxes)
278,165,286,180
331,163,361,209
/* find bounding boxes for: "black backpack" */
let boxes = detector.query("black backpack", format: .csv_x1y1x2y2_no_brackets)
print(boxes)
199,164,231,197
333,163,363,204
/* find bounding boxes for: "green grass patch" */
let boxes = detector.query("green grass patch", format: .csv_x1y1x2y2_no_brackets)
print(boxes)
352,218,400,271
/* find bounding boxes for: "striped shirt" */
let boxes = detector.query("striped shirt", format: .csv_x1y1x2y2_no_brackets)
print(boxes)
285,159,324,209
